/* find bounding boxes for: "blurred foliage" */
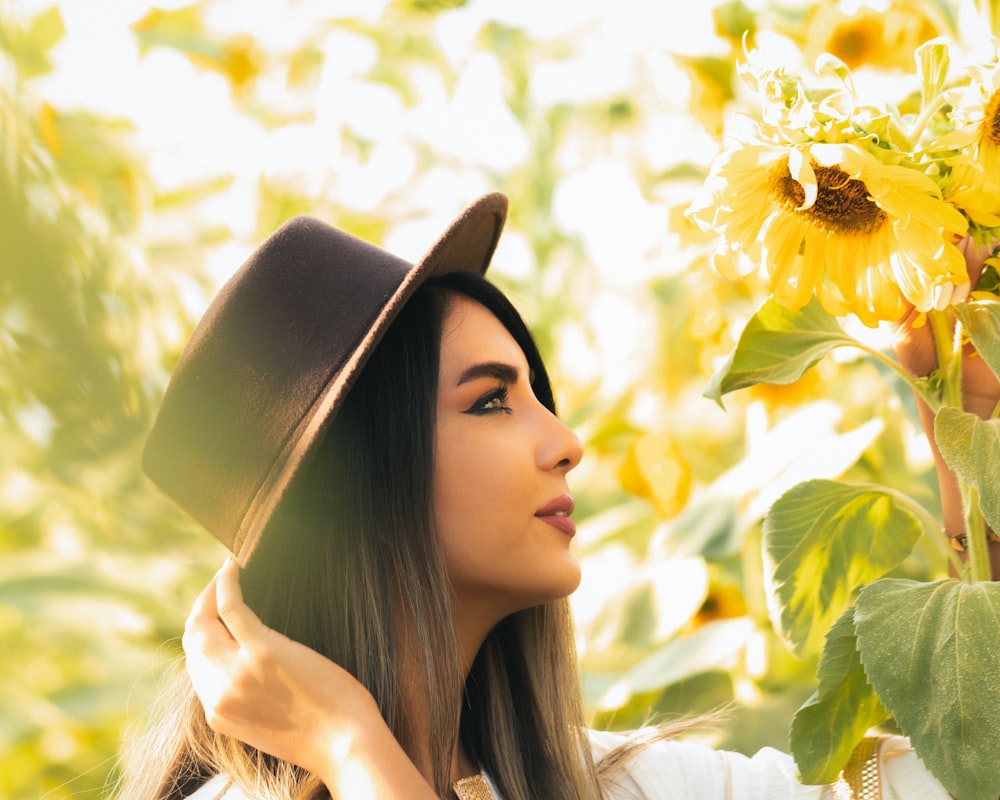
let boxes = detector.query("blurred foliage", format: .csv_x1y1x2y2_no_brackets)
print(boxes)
0,6,223,798
0,1,961,798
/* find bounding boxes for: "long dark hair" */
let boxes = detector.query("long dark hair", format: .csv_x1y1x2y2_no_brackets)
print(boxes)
116,272,603,800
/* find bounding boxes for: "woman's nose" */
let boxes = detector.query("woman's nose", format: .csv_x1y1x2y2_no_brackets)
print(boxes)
538,412,584,473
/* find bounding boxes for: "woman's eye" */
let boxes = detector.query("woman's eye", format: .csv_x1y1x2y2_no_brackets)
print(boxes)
466,386,512,415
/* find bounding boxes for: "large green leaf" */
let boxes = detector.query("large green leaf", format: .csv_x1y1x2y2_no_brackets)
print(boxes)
704,296,858,408
855,579,1000,800
953,300,1000,383
935,407,1000,533
790,609,887,783
763,480,926,658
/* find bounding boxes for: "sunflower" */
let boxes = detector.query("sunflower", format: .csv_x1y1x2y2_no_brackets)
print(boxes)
799,2,944,71
934,55,1000,187
941,156,1000,228
687,142,969,326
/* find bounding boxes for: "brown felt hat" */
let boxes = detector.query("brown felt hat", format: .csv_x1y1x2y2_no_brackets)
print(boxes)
144,193,508,562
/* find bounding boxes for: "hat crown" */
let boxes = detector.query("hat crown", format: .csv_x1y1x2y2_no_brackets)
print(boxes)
143,194,508,559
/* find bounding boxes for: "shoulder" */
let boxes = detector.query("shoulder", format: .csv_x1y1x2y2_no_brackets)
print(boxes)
587,729,733,800
585,730,950,800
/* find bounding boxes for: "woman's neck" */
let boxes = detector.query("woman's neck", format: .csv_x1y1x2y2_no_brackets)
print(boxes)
395,608,495,789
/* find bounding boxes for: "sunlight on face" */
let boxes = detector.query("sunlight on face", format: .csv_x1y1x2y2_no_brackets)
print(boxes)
432,296,583,623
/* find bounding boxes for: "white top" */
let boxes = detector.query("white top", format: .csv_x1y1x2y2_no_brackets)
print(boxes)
185,730,950,799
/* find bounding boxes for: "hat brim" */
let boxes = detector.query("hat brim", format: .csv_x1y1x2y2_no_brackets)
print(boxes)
232,192,508,561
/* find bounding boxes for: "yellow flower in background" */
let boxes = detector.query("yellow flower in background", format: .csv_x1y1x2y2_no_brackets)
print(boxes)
186,34,264,93
37,101,61,157
799,2,944,71
688,142,969,326
619,431,691,518
132,7,263,94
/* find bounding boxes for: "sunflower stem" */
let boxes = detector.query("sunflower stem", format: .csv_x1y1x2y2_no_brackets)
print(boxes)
886,117,914,154
964,486,992,582
906,95,949,146
927,309,962,408
927,308,990,582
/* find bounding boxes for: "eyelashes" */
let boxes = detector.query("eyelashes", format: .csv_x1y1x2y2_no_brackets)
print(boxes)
464,384,512,416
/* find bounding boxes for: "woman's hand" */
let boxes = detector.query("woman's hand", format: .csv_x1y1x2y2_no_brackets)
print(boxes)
892,237,1000,417
183,558,377,772
183,558,438,798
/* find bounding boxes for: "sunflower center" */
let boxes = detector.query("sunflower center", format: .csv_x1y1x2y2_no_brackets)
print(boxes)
827,19,880,69
771,159,887,235
984,89,1000,147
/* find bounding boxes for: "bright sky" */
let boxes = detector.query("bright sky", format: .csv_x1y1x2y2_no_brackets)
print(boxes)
33,0,723,219
23,0,742,402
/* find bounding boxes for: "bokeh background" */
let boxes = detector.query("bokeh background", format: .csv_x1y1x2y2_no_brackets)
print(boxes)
1,0,973,797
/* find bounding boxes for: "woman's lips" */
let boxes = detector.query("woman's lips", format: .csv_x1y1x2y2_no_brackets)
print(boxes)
535,495,576,537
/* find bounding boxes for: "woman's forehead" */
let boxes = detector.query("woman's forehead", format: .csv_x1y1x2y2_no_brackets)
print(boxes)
438,296,528,377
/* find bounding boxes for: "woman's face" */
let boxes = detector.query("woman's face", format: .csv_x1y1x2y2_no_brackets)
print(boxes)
432,295,584,621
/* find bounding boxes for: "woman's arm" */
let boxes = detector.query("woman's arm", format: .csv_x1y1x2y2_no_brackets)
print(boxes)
182,558,439,799
891,238,1000,578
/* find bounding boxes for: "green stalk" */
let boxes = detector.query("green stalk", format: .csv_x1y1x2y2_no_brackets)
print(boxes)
927,309,991,582
906,95,949,147
963,485,992,582
927,309,962,409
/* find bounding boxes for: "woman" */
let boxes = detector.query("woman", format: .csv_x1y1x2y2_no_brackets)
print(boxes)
120,193,969,799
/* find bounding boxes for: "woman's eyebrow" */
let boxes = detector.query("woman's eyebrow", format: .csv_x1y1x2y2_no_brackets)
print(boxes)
456,361,520,386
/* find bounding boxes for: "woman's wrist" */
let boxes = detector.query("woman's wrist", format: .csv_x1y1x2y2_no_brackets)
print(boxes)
315,695,438,799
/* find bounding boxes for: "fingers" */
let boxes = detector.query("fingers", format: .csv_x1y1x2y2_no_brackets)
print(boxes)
183,558,252,658
187,564,221,626
215,556,263,644
959,236,992,288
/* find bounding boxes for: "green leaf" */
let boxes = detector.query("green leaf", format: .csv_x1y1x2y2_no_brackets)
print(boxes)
0,5,65,79
953,300,1000,383
671,55,736,104
764,480,926,658
712,1,756,40
595,618,753,710
935,407,1000,533
660,495,741,560
130,4,214,58
790,609,887,783
855,579,1000,800
704,297,857,408
577,554,708,656
814,53,851,83
395,0,467,11
916,39,950,111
